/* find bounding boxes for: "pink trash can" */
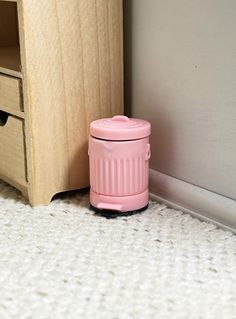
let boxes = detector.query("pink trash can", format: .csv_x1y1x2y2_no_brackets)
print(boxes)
89,115,151,212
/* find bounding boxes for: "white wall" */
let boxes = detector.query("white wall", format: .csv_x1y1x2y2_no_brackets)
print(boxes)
125,0,236,201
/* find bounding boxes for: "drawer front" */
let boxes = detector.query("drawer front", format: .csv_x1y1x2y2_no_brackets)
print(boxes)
0,115,26,187
0,74,22,114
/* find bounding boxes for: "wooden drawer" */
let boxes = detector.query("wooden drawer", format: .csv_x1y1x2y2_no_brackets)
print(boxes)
0,74,23,116
0,115,27,190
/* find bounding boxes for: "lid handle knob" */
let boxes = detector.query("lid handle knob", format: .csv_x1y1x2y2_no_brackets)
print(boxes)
111,115,130,123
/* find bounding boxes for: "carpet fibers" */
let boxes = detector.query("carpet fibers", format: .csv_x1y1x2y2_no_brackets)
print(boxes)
0,181,236,319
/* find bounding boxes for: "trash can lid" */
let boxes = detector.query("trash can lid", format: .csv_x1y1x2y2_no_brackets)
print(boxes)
90,115,151,141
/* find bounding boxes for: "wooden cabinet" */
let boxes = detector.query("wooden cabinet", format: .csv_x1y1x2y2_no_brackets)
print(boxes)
0,0,123,205
0,74,23,114
0,115,26,191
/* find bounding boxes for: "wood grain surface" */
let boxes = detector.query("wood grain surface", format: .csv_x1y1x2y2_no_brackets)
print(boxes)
0,73,23,116
0,115,27,193
17,0,123,205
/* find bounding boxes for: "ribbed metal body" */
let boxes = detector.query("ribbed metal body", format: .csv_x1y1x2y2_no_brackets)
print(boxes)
89,137,150,197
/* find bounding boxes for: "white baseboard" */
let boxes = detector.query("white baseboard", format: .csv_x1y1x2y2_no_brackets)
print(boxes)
149,169,236,233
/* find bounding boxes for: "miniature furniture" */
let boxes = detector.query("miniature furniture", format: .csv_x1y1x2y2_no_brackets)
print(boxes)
0,0,123,205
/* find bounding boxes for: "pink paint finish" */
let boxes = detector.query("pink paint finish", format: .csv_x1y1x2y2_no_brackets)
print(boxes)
90,189,149,212
90,115,151,141
89,115,151,212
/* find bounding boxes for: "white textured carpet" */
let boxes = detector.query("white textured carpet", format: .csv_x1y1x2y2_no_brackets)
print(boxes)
0,181,236,319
